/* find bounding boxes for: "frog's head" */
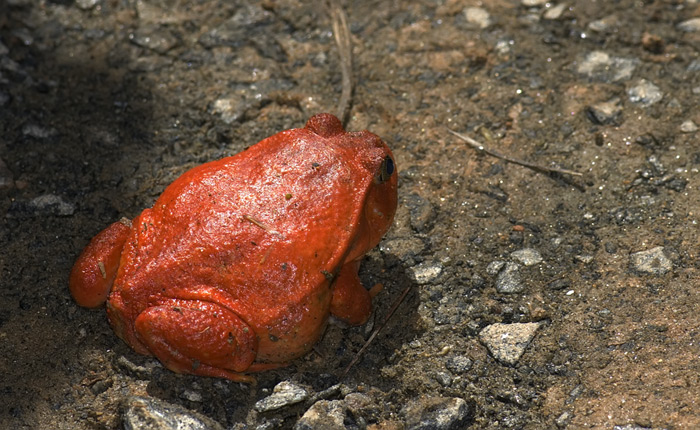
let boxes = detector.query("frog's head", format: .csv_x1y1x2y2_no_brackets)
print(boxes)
305,113,398,262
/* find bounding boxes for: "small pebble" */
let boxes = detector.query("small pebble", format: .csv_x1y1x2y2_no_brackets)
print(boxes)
411,262,442,284
254,381,308,412
464,7,491,29
180,389,203,402
521,0,547,6
627,79,663,106
122,396,224,430
75,0,100,10
479,322,542,365
555,410,572,428
130,26,179,54
680,120,698,133
294,400,345,430
344,393,372,414
495,262,524,294
486,260,505,276
209,81,291,124
22,123,56,139
433,371,452,387
588,15,618,33
543,3,567,20
677,18,700,32
402,396,474,430
577,51,637,82
446,356,473,374
7,194,75,218
586,98,622,125
574,254,594,264
510,248,543,266
630,246,671,275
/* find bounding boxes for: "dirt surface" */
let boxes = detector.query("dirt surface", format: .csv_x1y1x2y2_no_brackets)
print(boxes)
2,0,700,428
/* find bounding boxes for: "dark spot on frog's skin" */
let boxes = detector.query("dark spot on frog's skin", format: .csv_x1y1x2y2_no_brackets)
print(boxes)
251,241,257,246
311,162,320,169
172,307,181,313
285,193,292,200
269,334,279,342
321,270,335,282
228,333,234,344
281,263,288,271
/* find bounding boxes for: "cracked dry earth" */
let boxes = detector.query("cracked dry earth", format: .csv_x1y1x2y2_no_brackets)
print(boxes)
1,0,700,429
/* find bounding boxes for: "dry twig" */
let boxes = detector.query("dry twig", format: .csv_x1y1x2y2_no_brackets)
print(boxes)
341,284,412,379
325,0,353,126
447,128,583,177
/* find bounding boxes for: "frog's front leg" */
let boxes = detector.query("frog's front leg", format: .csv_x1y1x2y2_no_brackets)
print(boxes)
69,219,131,308
134,298,258,383
330,260,375,325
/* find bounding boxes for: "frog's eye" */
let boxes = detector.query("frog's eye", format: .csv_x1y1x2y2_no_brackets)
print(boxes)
376,155,395,184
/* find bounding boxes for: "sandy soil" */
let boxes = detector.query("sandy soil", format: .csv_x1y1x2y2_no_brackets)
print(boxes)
1,0,699,428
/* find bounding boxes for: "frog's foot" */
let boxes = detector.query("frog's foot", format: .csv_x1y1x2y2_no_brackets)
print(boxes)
69,219,131,308
330,260,372,326
134,300,258,383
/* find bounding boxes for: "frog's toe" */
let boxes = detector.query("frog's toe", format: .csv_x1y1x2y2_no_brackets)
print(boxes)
69,219,131,308
134,300,258,379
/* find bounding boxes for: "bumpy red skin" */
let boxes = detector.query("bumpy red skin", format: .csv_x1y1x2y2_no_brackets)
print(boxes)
69,114,398,382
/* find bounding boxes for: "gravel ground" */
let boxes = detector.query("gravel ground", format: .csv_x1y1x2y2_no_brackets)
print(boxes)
2,0,700,429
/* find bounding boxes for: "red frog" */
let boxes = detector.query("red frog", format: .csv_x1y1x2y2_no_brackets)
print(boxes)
69,113,398,382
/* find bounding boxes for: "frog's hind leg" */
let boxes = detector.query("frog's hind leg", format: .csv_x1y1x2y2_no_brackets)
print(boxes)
330,260,373,326
69,219,131,308
134,299,258,382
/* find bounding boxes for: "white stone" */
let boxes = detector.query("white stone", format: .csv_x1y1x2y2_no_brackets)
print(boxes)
411,262,442,284
479,322,543,365
680,120,698,133
464,7,491,29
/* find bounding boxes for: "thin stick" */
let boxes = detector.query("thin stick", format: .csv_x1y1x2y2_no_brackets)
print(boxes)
446,128,583,177
341,284,412,379
326,0,353,126
242,214,282,237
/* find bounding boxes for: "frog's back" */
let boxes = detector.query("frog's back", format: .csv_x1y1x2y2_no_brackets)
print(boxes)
114,127,368,317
